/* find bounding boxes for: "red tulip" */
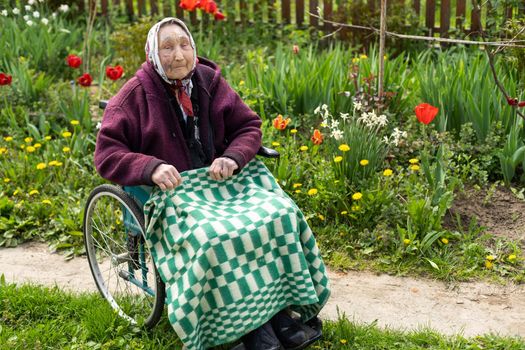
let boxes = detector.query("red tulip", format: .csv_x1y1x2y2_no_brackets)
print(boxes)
311,129,323,145
66,54,82,69
0,72,12,86
518,101,525,108
214,10,225,20
272,114,291,130
106,65,124,81
179,0,199,11
77,73,93,87
292,45,299,54
198,0,217,13
414,103,438,125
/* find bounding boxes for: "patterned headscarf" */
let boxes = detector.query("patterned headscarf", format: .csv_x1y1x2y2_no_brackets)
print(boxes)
145,17,197,86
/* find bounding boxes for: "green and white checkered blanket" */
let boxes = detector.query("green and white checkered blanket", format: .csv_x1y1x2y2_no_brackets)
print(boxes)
143,159,330,350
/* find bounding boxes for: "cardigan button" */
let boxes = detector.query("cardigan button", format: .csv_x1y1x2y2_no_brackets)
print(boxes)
171,132,176,138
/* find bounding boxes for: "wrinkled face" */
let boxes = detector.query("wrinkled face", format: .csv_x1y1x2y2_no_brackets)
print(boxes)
158,24,195,80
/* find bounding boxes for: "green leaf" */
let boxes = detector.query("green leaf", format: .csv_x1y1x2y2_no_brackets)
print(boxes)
425,258,440,270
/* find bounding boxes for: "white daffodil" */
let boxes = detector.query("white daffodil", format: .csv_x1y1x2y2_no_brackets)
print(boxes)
28,0,36,5
12,8,20,15
1,9,8,16
353,101,362,111
23,15,29,21
330,129,344,141
25,5,31,11
33,11,40,18
26,20,34,26
340,113,350,122
41,18,48,25
59,4,69,13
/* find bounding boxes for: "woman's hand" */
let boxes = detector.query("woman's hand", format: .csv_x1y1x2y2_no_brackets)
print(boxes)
151,164,183,191
209,157,238,181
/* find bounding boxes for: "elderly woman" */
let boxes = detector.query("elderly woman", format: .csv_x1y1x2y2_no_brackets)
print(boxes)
94,18,329,350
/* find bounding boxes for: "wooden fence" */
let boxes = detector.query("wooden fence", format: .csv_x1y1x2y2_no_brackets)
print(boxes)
79,0,525,37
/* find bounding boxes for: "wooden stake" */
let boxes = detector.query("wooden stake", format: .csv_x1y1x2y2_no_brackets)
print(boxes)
378,0,387,104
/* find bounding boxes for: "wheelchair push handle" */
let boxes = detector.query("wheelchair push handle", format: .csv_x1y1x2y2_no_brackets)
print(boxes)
98,100,280,159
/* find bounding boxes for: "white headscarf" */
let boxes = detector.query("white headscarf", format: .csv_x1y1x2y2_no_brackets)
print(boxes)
145,17,197,86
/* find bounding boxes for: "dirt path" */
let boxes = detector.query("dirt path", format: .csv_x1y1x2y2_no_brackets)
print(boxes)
1,242,524,338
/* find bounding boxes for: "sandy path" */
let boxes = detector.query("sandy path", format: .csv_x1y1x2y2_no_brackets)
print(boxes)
1,242,524,338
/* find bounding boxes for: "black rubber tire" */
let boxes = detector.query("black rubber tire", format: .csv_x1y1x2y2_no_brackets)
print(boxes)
83,184,165,329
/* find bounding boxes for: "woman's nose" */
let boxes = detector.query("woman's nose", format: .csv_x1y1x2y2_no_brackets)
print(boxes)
174,48,184,61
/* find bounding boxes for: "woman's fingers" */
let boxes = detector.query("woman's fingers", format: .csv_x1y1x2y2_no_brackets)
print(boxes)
209,157,238,181
152,164,183,190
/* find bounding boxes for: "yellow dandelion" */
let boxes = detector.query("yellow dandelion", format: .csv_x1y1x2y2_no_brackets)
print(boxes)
20,145,25,149
239,80,245,86
271,142,280,147
290,129,298,134
351,205,360,211
44,136,52,141
383,168,393,177
352,192,363,200
34,143,42,148
360,54,368,59
341,210,348,215
338,144,350,152
292,183,302,189
295,189,302,194
410,164,420,171
3,178,10,183
55,161,63,166
403,239,411,245
36,163,47,170
352,57,360,64
340,339,348,344
24,137,33,143
29,189,39,196
26,146,36,153
318,214,325,221
62,131,72,138
307,188,318,196
409,158,419,164
62,147,71,153
13,189,19,196
360,159,369,166
508,254,517,262
4,136,13,142
334,156,343,163
41,199,52,205
48,160,58,166
299,146,308,152
441,238,449,245
0,147,7,155
486,255,495,261
485,260,493,269
70,120,80,125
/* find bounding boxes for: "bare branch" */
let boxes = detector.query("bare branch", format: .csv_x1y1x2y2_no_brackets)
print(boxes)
308,12,525,49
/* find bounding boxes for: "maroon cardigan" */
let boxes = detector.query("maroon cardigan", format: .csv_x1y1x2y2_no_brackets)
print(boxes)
94,58,262,186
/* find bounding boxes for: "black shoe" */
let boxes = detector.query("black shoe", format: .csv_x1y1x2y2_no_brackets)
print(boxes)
241,321,281,350
270,311,307,350
304,316,322,336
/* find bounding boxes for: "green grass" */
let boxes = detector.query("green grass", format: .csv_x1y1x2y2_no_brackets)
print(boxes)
1,281,524,350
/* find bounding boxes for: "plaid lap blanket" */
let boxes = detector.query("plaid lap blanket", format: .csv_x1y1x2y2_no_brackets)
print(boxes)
143,159,330,350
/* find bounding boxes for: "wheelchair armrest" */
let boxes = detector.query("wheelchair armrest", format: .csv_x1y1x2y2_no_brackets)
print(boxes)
99,100,108,110
257,146,280,158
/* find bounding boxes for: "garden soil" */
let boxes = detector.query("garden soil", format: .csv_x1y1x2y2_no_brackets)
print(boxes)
1,242,524,338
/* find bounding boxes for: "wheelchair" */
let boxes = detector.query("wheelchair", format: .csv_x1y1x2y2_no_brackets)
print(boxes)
83,100,279,329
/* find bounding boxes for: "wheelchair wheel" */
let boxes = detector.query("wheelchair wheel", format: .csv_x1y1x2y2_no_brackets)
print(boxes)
83,184,165,329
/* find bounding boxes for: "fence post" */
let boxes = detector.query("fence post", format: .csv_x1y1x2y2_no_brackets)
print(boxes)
456,0,466,32
470,0,481,35
150,0,158,16
309,0,319,28
323,0,333,32
425,0,436,35
440,0,450,37
125,0,134,20
296,0,305,27
282,0,291,24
